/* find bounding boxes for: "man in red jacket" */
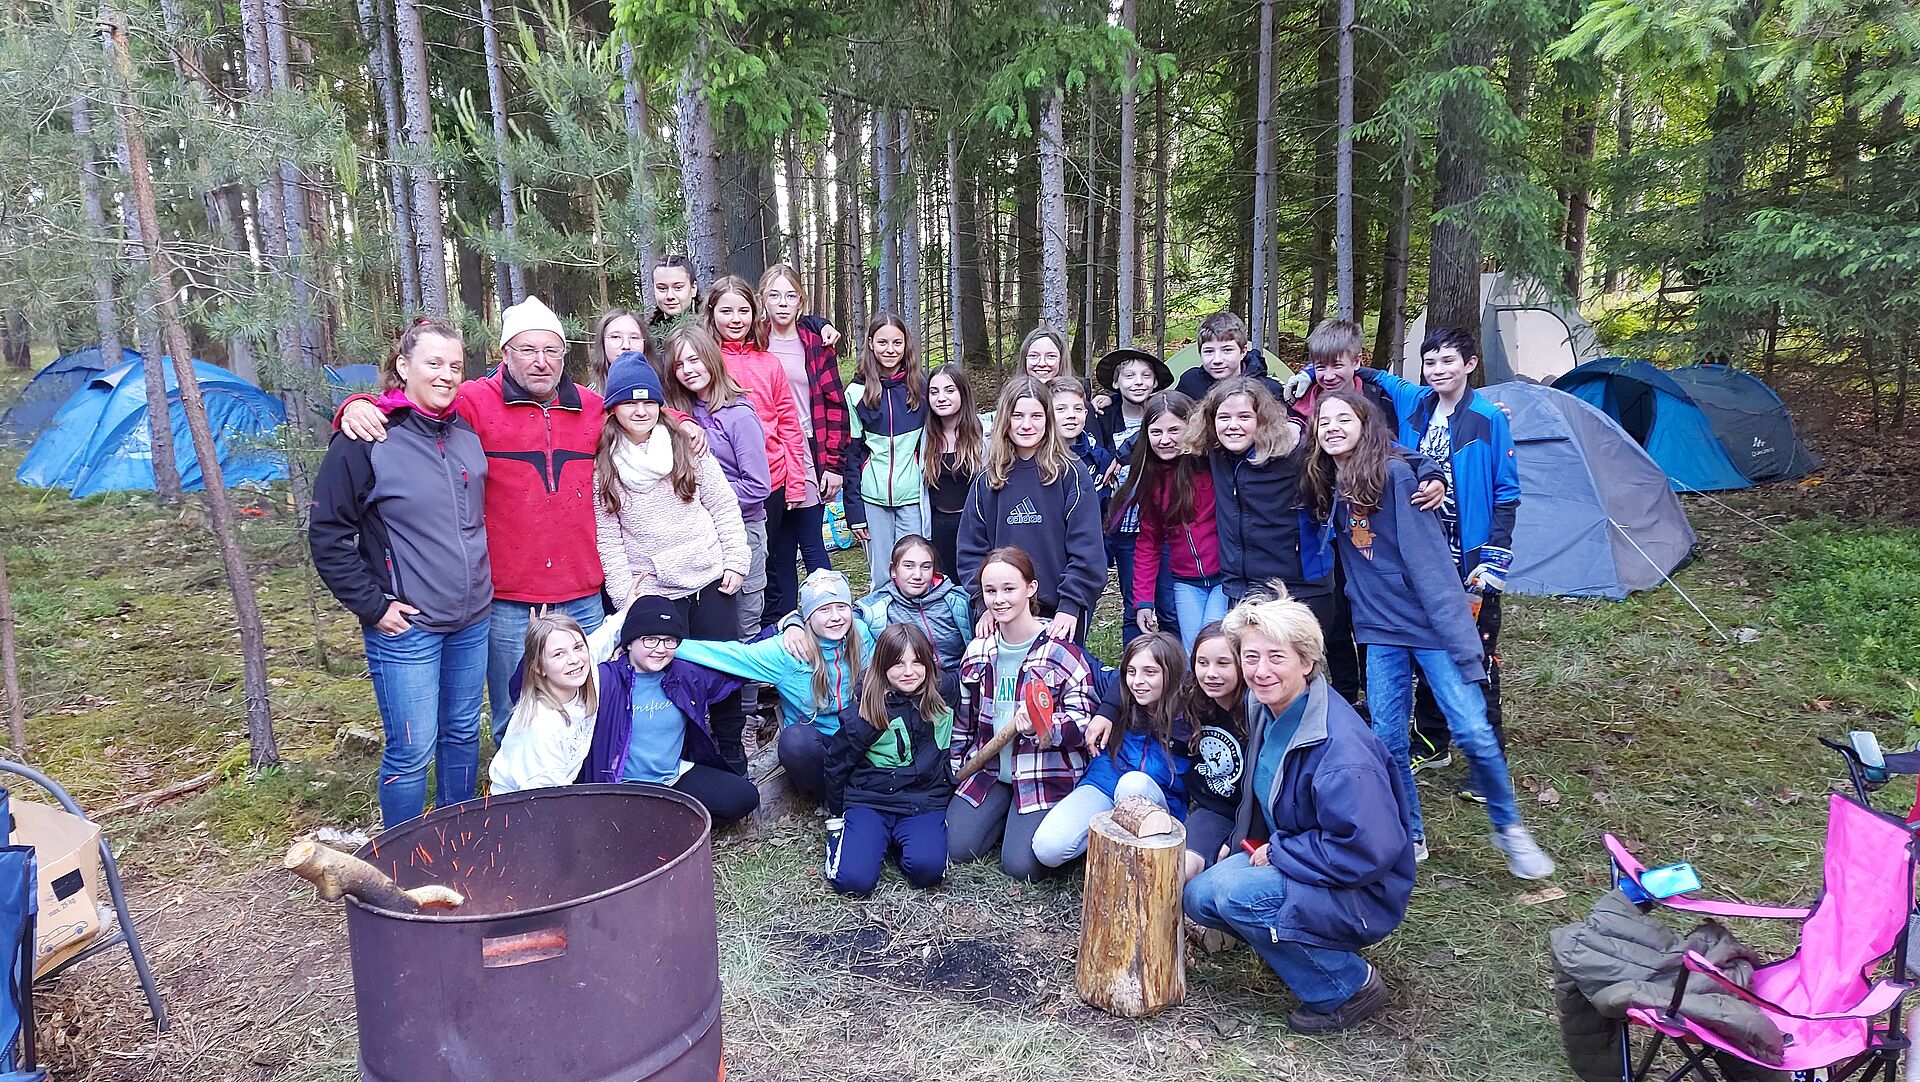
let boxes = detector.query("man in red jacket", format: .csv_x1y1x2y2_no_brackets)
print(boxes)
338,297,607,736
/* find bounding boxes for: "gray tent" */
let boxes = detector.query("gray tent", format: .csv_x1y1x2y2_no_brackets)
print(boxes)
1398,273,1601,384
1486,380,1696,599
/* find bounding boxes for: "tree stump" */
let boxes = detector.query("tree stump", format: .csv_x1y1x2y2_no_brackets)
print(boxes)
1076,809,1187,1017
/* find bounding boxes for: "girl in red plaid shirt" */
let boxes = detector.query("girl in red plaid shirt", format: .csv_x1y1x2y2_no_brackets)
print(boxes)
945,546,1094,881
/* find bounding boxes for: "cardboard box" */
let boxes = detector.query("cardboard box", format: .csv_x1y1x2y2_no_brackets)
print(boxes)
8,797,106,976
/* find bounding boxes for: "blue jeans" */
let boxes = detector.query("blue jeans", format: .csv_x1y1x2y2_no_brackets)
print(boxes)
488,595,605,739
364,615,489,827
1172,576,1229,653
1111,533,1177,646
828,807,947,894
1363,646,1519,840
1183,853,1371,1013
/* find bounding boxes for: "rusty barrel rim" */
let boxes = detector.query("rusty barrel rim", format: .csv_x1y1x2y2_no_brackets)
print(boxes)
347,782,713,924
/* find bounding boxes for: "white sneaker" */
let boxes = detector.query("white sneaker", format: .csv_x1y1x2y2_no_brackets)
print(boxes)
1413,839,1430,863
1489,825,1556,880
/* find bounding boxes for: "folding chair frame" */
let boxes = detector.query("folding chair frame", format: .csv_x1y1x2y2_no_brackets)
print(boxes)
1608,790,1917,1082
0,760,167,1032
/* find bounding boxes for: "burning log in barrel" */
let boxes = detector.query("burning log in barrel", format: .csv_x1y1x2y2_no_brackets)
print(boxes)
283,839,466,913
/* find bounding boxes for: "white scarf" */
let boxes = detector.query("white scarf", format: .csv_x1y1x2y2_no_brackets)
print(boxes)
612,424,674,492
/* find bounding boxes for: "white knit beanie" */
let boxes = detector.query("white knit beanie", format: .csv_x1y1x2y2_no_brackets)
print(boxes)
499,296,566,350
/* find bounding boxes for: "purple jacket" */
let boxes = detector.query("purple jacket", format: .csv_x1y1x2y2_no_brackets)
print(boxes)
691,400,772,522
576,658,744,783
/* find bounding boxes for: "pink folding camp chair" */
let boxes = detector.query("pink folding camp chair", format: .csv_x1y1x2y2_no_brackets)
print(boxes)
1604,792,1918,1081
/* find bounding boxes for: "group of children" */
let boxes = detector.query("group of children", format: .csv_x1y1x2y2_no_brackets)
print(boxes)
479,263,1550,880
345,258,1557,1031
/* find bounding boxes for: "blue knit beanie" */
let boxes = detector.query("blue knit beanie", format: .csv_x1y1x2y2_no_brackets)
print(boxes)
604,351,664,406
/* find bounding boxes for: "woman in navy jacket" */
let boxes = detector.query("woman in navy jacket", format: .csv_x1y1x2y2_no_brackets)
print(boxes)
1182,589,1413,1034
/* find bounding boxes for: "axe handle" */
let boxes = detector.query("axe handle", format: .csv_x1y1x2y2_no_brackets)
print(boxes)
955,726,1022,785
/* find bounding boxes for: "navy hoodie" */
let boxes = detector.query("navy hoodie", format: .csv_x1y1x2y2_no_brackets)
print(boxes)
1324,456,1487,684
1174,347,1285,403
1211,443,1334,601
956,456,1106,621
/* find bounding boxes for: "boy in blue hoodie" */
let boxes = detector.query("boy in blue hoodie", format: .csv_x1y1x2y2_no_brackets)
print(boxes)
1356,327,1520,792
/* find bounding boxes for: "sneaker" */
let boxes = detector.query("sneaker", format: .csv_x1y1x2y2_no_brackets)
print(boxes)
1412,839,1430,863
1287,966,1390,1034
1410,749,1452,774
1456,783,1487,804
1489,825,1557,880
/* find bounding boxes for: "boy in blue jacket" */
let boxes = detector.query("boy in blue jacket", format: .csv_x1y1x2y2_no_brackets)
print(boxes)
1357,327,1521,791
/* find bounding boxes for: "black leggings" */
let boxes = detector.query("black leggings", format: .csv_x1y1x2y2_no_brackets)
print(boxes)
1413,591,1504,756
672,764,760,827
675,582,748,773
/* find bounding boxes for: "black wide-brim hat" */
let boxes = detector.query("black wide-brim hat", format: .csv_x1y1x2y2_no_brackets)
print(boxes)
1095,347,1174,393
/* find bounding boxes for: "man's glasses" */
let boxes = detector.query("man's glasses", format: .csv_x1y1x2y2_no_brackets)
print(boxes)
508,345,566,362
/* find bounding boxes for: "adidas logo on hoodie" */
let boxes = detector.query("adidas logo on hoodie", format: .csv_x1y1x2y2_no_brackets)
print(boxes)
1006,498,1043,525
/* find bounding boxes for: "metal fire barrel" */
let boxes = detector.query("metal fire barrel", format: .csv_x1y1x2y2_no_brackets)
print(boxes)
347,784,721,1082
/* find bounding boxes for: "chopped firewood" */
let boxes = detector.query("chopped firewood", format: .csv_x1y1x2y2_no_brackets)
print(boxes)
1109,794,1176,838
283,840,465,913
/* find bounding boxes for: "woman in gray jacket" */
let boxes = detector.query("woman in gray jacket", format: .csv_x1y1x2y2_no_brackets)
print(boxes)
309,318,492,827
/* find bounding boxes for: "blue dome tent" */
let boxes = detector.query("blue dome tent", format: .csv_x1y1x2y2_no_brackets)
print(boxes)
1487,380,1696,599
0,346,140,446
16,357,287,497
324,363,382,407
1552,358,1820,491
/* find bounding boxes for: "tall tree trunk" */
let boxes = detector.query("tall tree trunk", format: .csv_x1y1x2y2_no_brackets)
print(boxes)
1308,0,1334,328
1428,39,1492,335
835,99,867,334
0,553,24,752
161,0,258,380
1695,0,1762,364
108,16,278,767
810,135,831,307
1603,77,1633,294
899,110,922,338
265,0,322,420
393,0,449,313
1151,32,1168,356
1116,0,1139,346
1372,133,1415,368
1016,165,1040,331
956,174,991,369
620,42,658,284
72,94,124,367
782,131,805,271
103,36,183,503
1333,0,1356,320
363,0,419,312
479,0,522,308
1562,102,1599,299
1038,90,1070,332
238,0,289,383
874,108,899,314
676,56,725,283
720,140,772,285
1249,0,1276,350
947,127,964,362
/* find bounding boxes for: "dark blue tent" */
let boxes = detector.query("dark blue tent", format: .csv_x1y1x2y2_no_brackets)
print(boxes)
325,364,382,407
1553,358,1819,491
0,347,141,446
1490,381,1696,599
15,357,287,498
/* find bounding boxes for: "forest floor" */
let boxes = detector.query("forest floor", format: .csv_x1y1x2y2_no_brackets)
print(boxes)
1,360,1917,1081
